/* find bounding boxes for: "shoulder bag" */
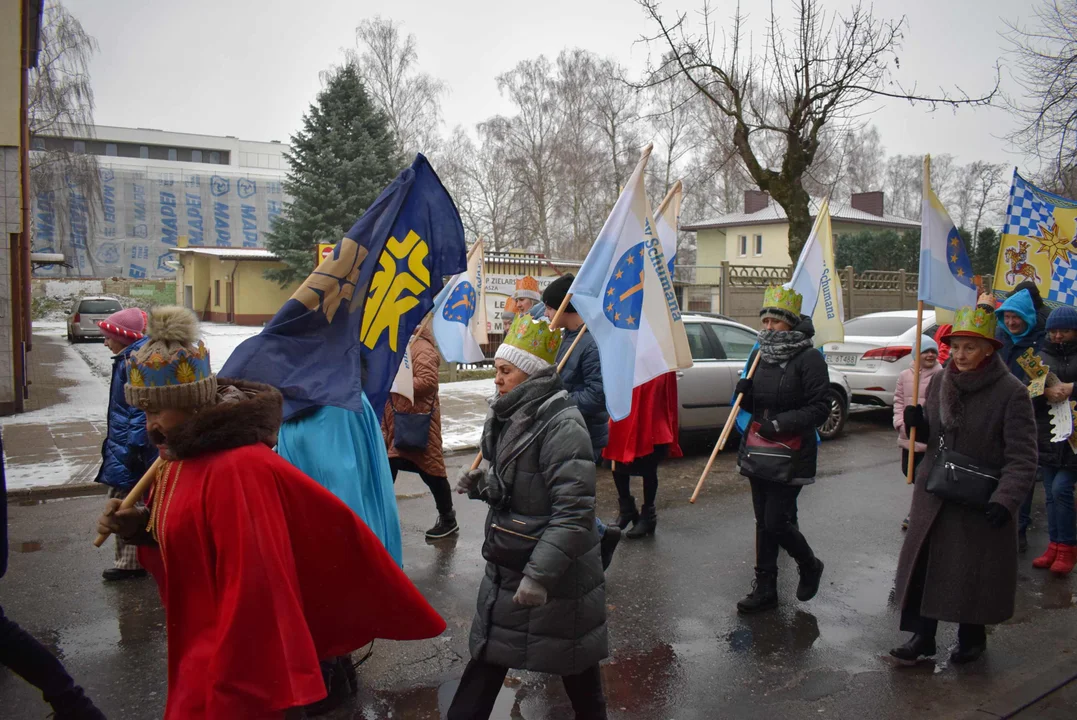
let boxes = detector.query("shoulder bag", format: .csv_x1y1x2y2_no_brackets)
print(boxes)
393,408,432,451
481,509,550,572
738,421,803,483
924,433,1000,510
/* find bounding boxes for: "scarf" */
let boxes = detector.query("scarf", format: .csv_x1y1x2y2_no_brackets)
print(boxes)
939,352,1008,432
758,329,814,365
484,367,563,507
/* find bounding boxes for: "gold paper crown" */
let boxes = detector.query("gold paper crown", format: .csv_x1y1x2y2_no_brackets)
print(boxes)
761,285,803,317
503,314,563,365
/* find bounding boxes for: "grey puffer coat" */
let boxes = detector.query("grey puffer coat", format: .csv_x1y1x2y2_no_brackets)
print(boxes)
894,353,1038,626
467,368,608,675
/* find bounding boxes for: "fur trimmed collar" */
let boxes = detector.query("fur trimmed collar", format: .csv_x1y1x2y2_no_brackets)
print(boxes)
939,353,1009,432
165,378,283,460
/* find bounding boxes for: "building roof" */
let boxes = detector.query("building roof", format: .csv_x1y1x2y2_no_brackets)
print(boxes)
174,247,280,261
681,198,920,232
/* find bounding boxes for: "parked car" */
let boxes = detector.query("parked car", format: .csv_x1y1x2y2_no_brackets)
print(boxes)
677,314,851,440
66,296,124,342
820,310,939,407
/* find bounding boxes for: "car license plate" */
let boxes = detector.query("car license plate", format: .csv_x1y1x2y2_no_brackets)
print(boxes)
826,353,859,366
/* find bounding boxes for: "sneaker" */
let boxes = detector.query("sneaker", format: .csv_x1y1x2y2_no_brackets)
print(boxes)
425,512,459,540
102,568,147,582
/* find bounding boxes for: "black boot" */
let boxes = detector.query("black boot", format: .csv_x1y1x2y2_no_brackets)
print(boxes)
304,658,354,716
600,525,621,571
796,557,824,602
737,569,778,614
613,496,639,530
626,504,656,539
889,633,937,664
426,511,459,540
951,625,987,664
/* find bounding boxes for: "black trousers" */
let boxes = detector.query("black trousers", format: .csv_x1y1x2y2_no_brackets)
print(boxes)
749,478,815,573
0,603,102,718
900,538,986,645
447,658,607,720
389,457,454,515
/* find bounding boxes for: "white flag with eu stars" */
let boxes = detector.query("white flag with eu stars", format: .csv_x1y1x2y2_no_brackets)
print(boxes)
569,146,692,421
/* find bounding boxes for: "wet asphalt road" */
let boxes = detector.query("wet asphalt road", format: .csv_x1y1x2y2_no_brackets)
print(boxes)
2,411,1077,719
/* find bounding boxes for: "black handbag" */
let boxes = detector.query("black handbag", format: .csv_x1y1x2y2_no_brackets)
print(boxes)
481,511,549,572
738,421,802,484
925,434,1000,510
393,410,432,451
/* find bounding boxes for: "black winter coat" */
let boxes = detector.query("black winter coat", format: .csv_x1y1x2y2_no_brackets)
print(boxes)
739,317,831,484
1034,340,1077,469
556,327,609,461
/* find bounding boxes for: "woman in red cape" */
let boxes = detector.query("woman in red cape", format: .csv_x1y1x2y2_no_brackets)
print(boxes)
604,372,682,538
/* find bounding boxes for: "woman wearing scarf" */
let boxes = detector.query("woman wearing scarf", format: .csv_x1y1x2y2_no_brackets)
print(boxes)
450,315,608,719
891,306,1037,665
732,287,830,615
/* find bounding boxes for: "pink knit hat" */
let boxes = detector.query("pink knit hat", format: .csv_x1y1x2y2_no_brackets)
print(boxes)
97,307,147,345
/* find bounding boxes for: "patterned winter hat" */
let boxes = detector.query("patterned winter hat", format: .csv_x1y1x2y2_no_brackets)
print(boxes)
495,314,563,376
124,306,216,412
513,276,542,303
97,307,147,345
941,305,1003,349
760,285,803,326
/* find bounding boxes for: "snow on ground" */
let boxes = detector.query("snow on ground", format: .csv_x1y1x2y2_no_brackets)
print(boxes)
439,378,494,453
199,323,261,373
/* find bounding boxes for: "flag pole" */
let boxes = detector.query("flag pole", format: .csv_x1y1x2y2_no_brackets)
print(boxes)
94,457,164,547
690,352,761,503
906,300,925,484
468,322,590,472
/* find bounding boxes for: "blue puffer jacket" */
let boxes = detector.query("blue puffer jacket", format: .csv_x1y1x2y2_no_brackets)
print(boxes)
995,290,1046,378
95,338,158,489
555,327,609,461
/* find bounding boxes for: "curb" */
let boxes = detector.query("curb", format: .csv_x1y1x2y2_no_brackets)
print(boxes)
8,483,106,502
959,654,1077,719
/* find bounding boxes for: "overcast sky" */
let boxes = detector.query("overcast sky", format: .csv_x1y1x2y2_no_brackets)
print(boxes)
65,0,1036,169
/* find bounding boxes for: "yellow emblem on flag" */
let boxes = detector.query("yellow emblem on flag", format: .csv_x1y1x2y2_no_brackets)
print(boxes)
360,230,431,352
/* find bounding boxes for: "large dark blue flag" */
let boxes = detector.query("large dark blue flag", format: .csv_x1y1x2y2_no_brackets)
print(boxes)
221,154,467,420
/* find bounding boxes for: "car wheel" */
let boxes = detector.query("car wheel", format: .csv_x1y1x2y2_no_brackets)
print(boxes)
818,387,848,440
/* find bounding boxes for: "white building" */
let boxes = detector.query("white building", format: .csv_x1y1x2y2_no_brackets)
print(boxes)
30,125,290,279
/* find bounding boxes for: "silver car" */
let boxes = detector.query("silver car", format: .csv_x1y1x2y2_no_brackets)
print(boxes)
66,296,124,342
821,310,939,407
677,314,851,440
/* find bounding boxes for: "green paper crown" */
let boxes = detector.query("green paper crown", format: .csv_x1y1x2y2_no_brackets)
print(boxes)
762,285,803,316
951,305,998,341
504,314,563,365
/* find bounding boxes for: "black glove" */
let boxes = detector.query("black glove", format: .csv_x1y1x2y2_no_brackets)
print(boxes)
757,418,779,439
902,405,928,438
985,502,1010,529
735,378,753,398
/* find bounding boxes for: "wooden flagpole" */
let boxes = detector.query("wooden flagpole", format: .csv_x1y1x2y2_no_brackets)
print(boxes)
94,457,164,547
690,352,761,503
906,301,925,484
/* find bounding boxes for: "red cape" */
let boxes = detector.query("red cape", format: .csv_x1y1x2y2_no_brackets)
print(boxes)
139,444,445,719
603,372,683,464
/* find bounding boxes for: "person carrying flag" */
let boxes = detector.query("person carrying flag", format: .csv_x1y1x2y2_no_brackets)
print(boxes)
95,306,445,719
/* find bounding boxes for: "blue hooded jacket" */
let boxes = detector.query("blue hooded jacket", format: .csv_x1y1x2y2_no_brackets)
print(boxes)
995,289,1045,377
95,337,159,489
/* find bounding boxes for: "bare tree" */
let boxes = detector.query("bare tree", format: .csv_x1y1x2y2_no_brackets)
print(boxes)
841,124,885,195
593,58,643,203
1007,0,1077,196
28,0,100,274
353,16,446,156
643,63,696,200
956,161,1007,237
438,125,520,253
637,0,998,258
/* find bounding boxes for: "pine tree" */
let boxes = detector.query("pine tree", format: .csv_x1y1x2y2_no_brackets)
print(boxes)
265,63,402,285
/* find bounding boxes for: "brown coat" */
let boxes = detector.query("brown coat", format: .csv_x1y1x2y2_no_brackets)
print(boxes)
894,353,1038,626
381,325,446,477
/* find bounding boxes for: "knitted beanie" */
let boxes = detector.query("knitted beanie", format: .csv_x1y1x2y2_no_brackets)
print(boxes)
97,307,147,345
1047,305,1077,332
124,306,217,412
919,336,939,354
541,274,576,314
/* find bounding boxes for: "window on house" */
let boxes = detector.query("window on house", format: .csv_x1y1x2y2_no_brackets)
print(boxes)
73,140,85,154
31,138,44,151
209,151,221,164
192,149,203,163
105,143,117,156
738,235,748,257
754,234,763,256
214,280,221,307
168,148,178,162
139,146,149,159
